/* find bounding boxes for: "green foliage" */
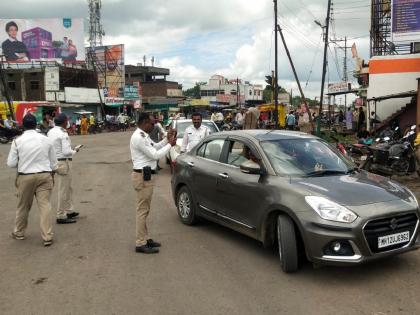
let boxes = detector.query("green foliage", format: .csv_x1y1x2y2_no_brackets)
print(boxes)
183,81,206,98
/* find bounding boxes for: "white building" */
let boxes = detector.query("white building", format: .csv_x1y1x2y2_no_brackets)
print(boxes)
200,74,263,106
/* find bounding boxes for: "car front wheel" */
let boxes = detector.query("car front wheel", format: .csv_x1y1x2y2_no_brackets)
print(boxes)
177,186,198,225
277,214,298,273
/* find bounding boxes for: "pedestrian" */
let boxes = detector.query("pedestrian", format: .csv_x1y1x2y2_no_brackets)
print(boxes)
357,107,366,131
75,116,81,135
345,107,353,131
47,113,81,224
243,107,260,129
285,111,296,130
181,112,210,153
149,115,166,170
235,109,245,129
80,114,88,135
130,112,176,253
7,114,57,246
89,114,96,134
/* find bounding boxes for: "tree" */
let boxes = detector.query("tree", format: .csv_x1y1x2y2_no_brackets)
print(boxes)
183,82,207,98
263,85,288,103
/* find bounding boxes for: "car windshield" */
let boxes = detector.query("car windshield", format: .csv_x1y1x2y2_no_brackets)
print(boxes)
261,139,354,177
176,121,218,138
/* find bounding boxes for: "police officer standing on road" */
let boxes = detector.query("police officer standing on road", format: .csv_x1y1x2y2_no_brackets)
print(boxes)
47,113,81,224
181,112,209,153
130,112,176,254
7,114,57,246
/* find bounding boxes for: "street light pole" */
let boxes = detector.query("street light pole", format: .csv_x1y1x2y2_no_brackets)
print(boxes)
316,0,332,135
274,0,279,129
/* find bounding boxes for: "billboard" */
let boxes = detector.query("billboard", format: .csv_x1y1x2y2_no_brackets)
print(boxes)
328,82,351,94
64,87,104,103
392,0,420,42
0,18,85,63
87,44,125,103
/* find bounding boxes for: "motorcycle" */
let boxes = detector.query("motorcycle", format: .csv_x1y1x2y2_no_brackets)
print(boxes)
0,127,22,143
361,125,419,176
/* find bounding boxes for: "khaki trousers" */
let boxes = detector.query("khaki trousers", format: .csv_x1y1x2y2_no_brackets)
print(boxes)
14,173,54,242
56,160,74,219
132,172,155,246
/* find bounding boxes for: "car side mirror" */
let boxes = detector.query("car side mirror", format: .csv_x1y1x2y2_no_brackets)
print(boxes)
240,160,262,175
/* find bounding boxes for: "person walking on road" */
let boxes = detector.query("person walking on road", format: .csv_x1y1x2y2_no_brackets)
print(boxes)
130,112,176,254
47,113,81,224
7,114,57,246
357,107,366,132
286,111,296,130
345,107,353,131
181,112,210,153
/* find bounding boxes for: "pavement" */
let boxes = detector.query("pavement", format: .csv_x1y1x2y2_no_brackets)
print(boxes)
1,131,420,315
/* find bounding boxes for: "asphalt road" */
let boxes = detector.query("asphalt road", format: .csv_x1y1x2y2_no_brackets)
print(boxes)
1,131,420,315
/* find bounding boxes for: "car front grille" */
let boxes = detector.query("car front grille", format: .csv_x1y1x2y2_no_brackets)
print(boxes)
363,213,418,253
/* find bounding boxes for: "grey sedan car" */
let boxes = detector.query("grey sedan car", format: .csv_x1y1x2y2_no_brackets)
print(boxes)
171,130,420,272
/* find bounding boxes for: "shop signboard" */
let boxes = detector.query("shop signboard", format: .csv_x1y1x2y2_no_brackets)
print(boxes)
328,82,351,94
392,0,420,42
278,93,290,104
64,87,103,103
44,67,59,91
124,85,139,99
0,18,85,63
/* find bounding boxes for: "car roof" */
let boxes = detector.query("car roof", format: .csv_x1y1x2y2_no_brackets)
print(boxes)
213,130,318,141
174,119,213,123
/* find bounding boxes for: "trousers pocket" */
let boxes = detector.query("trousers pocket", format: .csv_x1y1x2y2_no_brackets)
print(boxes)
56,161,69,175
132,172,144,190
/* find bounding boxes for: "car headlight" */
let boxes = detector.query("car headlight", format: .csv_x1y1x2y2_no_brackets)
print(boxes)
406,188,419,209
305,196,358,223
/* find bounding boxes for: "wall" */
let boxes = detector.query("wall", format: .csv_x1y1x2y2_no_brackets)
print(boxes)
367,54,420,120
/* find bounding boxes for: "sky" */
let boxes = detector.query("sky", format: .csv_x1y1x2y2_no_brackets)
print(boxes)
0,0,371,100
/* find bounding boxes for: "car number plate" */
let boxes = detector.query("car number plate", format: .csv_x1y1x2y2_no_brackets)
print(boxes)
378,231,410,249
361,155,367,161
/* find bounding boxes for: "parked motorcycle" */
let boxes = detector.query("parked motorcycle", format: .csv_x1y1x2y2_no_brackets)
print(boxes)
0,127,22,144
361,125,418,176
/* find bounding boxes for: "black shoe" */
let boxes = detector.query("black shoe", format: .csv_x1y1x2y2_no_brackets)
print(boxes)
56,218,77,224
67,212,79,219
135,245,159,254
43,239,53,247
147,239,161,248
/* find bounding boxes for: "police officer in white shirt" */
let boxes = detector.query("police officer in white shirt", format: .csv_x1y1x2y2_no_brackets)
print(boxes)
130,112,176,254
47,113,81,224
7,114,57,247
181,112,210,153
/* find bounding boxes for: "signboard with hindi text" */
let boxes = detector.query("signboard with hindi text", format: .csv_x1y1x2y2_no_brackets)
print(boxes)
392,0,420,42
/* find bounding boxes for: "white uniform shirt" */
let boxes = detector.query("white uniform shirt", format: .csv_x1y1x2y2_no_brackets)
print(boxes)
7,130,58,173
130,128,171,170
181,125,210,153
47,126,76,159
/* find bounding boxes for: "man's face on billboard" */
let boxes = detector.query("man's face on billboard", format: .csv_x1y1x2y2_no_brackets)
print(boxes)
7,26,17,39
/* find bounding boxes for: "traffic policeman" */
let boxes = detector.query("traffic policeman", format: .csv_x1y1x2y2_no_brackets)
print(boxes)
130,112,176,254
7,114,57,246
181,112,209,153
47,113,81,224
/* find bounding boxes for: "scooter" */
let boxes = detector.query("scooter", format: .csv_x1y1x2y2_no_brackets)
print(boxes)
361,125,418,176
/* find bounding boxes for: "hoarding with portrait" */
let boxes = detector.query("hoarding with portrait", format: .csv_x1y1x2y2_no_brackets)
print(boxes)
0,18,85,63
87,44,125,103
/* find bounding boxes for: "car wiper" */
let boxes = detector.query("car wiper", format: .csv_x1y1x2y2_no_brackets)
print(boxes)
304,169,347,177
345,167,358,174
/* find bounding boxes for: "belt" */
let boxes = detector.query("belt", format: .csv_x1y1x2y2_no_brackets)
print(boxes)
58,158,72,161
18,171,52,175
133,169,156,174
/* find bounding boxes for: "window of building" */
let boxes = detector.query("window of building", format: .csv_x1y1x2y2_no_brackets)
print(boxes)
30,80,40,90
8,81,16,90
249,90,252,96
257,90,261,96
230,90,237,95
254,90,257,96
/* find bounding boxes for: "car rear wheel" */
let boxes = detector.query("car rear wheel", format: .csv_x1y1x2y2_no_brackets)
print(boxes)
277,214,298,273
177,186,198,225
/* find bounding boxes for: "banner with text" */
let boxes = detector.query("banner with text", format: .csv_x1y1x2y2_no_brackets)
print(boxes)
392,0,420,42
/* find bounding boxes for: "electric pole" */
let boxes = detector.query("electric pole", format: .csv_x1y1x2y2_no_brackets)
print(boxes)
274,0,279,128
316,0,332,135
236,77,239,109
277,24,313,129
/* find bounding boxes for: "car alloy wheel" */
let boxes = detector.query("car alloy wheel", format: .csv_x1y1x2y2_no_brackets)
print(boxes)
177,186,197,225
277,214,299,273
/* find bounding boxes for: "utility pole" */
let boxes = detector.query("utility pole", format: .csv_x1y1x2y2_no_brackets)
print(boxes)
316,0,332,135
330,36,350,107
236,77,239,109
274,0,279,128
277,24,313,129
0,57,15,120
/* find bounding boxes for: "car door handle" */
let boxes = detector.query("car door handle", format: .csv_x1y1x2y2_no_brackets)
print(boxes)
218,173,229,179
187,162,195,167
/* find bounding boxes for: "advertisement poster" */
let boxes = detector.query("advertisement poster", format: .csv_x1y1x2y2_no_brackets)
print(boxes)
87,44,125,103
0,18,85,63
392,0,420,42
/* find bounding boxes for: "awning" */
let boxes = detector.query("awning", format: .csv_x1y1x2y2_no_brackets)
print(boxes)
367,90,417,102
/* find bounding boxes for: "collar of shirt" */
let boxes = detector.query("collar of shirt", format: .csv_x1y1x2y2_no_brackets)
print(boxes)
8,36,17,42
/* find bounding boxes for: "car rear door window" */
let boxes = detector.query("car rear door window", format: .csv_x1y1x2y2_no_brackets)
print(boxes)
203,139,224,162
